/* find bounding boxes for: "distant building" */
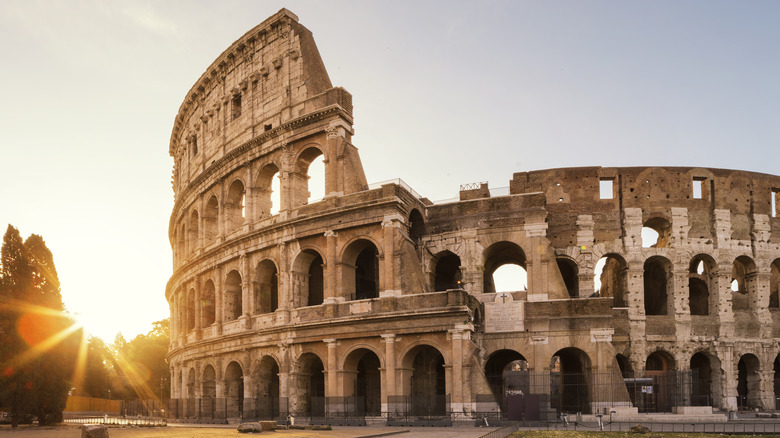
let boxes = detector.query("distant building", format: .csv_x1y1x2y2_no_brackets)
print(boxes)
166,8,780,422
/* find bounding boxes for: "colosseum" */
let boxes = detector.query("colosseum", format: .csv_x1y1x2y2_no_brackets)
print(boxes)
165,9,780,424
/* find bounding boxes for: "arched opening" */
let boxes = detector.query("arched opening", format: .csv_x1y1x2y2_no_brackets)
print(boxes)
201,280,216,327
551,348,591,414
202,365,216,399
433,251,462,291
293,353,325,417
408,209,425,248
732,256,757,311
253,356,280,420
770,260,780,309
342,239,380,301
483,242,527,293
405,345,446,416
343,349,382,416
616,354,633,378
204,196,219,243
307,155,325,203
186,288,196,332
224,270,243,321
690,353,713,406
187,368,196,399
737,354,760,410
179,223,186,260
293,146,324,208
256,163,280,218
689,255,715,316
644,256,672,315
642,217,671,248
188,210,199,253
254,260,278,314
595,254,627,307
556,257,579,298
484,350,528,418
646,351,675,412
292,249,324,307
225,362,244,418
774,356,780,410
225,180,245,232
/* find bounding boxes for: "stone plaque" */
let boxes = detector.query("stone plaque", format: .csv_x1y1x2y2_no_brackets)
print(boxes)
485,293,524,333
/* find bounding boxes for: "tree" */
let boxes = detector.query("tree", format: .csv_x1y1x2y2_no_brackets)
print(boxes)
111,319,171,401
0,225,79,426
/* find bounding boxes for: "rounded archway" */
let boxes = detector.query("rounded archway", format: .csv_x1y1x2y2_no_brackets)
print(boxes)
690,352,715,407
343,348,382,416
253,356,280,419
689,255,716,316
292,353,325,417
646,351,675,412
556,257,579,298
225,361,244,418
254,259,278,314
594,254,627,307
204,196,219,243
484,350,528,417
201,280,216,327
732,256,757,311
403,345,446,416
483,241,527,293
342,239,380,301
737,353,760,409
226,180,246,232
291,249,324,307
644,256,672,315
224,270,243,321
433,251,462,291
550,348,591,414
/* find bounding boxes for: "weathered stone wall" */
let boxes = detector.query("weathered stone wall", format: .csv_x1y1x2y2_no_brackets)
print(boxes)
166,9,780,420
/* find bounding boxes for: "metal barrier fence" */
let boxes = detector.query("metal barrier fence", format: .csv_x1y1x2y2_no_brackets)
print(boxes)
478,420,780,436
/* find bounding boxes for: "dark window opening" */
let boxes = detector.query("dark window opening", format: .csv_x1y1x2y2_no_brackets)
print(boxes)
355,246,379,300
308,254,324,306
434,252,462,291
600,178,614,199
557,258,579,298
232,94,242,120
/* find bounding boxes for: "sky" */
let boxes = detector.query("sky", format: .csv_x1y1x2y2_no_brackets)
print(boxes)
1,0,778,341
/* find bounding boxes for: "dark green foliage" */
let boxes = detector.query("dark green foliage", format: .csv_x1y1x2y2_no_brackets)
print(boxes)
0,225,79,426
110,319,171,400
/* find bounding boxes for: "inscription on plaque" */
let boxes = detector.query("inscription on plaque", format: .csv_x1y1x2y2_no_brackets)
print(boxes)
485,293,524,332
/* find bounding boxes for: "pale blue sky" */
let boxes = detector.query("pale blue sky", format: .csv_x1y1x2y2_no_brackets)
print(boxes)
1,0,778,340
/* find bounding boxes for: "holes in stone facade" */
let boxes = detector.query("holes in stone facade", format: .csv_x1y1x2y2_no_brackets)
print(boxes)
642,217,671,248
556,257,578,298
644,256,672,315
201,280,216,327
599,178,614,199
484,242,527,293
224,270,243,321
594,255,627,307
434,251,462,291
254,259,278,314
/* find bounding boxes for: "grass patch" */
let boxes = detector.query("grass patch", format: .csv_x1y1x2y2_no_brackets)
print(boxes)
511,432,780,438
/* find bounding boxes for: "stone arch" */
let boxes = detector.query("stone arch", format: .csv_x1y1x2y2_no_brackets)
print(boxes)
254,259,278,314
291,145,325,208
225,361,244,418
204,195,219,243
551,347,592,414
484,349,528,416
342,348,382,415
642,216,672,248
689,254,717,316
291,248,325,307
202,364,217,399
408,208,425,244
224,270,243,321
595,253,628,307
255,162,280,218
483,241,527,293
186,288,196,332
187,367,197,400
646,350,675,412
341,238,381,301
291,352,325,416
774,354,780,410
188,210,199,253
252,355,280,419
201,279,216,327
401,344,447,416
556,256,579,298
433,250,462,291
644,256,673,315
690,350,722,408
737,353,761,409
225,179,246,232
179,222,187,260
770,259,780,309
732,255,757,311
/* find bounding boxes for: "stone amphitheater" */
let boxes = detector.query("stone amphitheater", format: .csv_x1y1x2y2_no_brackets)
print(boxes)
165,9,780,423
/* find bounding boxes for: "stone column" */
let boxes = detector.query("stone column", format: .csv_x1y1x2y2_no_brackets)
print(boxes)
381,215,402,295
672,265,691,341
381,334,397,413
324,126,343,196
324,339,339,397
715,265,735,338
324,230,338,302
241,253,251,323
215,265,224,335
448,326,468,411
194,277,202,340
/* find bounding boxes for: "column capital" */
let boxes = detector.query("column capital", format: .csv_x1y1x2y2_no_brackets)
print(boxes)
380,334,397,343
